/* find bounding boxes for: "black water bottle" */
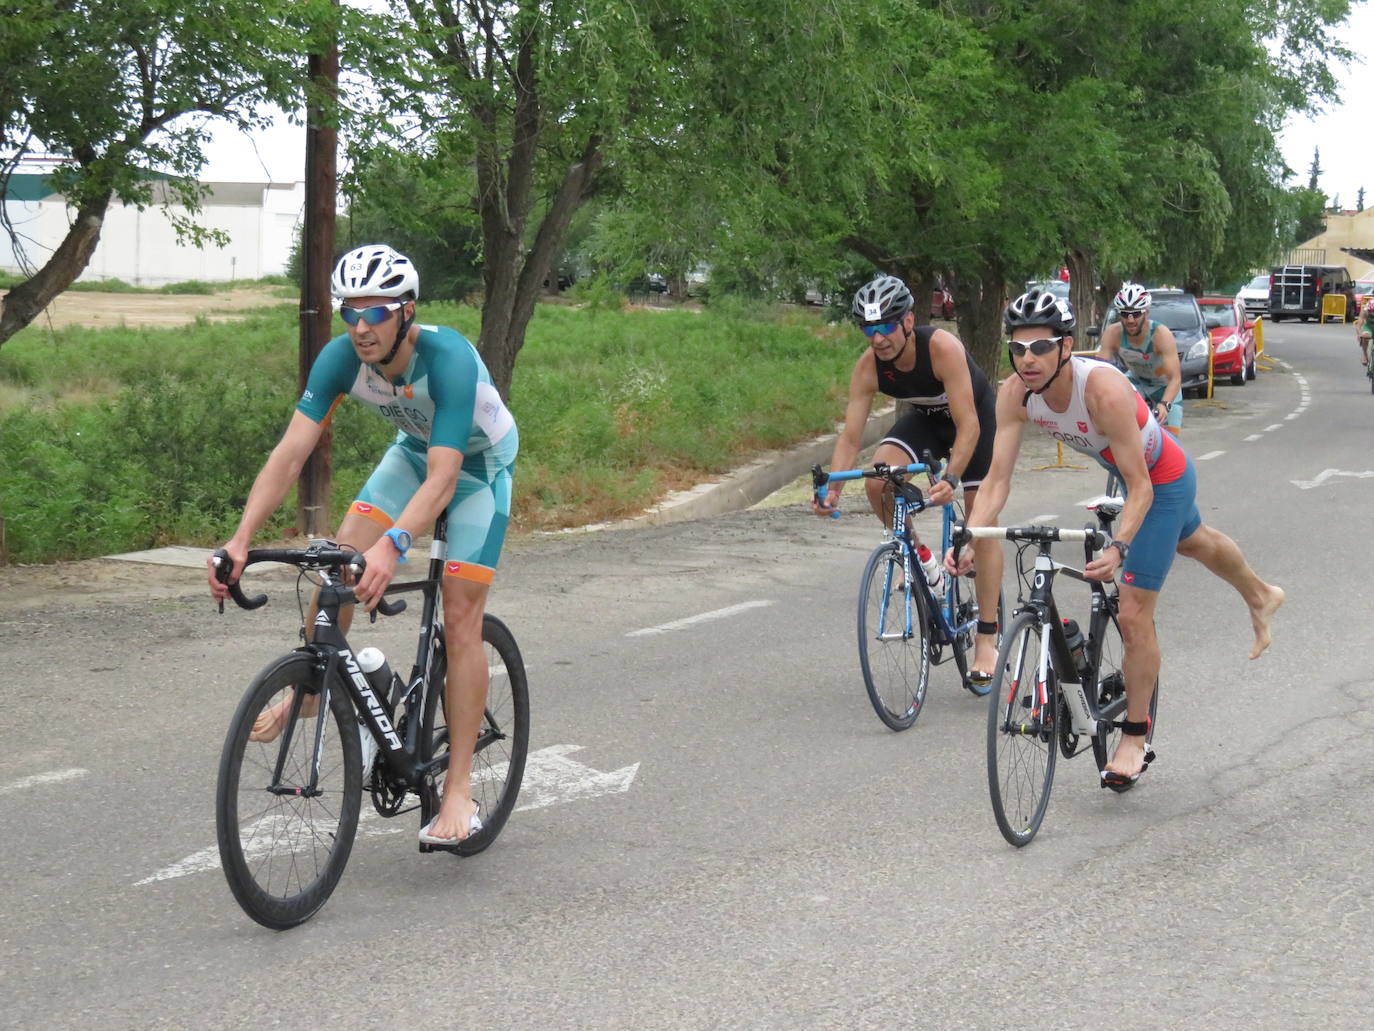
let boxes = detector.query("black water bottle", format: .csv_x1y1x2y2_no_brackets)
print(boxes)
1061,619,1089,680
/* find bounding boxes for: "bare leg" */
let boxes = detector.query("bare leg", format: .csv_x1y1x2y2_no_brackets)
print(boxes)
960,486,1001,674
1175,524,1284,659
864,442,922,544
423,575,490,841
1108,584,1161,779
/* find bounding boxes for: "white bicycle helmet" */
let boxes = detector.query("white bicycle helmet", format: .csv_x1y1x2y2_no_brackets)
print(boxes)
852,275,914,324
331,244,420,301
1004,288,1076,336
1112,282,1150,313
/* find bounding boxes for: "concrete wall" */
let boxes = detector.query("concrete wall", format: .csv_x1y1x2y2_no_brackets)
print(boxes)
0,180,303,287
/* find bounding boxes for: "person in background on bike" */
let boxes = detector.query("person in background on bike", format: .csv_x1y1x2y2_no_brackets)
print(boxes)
1357,295,1374,367
815,273,1001,682
949,288,1283,788
207,244,518,845
1093,283,1183,436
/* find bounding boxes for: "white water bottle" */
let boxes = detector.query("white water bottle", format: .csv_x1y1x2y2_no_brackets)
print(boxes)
917,544,945,596
356,647,394,696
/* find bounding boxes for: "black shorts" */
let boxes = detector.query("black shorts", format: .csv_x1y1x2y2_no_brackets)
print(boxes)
880,401,995,488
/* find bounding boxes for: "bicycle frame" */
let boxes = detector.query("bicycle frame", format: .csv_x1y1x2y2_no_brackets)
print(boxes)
818,461,977,666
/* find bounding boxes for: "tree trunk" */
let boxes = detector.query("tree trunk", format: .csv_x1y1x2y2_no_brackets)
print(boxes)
0,192,111,349
1064,247,1097,350
952,255,1008,381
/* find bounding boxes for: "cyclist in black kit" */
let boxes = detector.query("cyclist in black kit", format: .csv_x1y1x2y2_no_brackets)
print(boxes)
815,274,1000,682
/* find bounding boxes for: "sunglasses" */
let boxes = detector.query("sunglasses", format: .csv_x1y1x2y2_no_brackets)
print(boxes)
1118,310,1147,320
339,301,404,326
1007,337,1063,358
860,320,902,338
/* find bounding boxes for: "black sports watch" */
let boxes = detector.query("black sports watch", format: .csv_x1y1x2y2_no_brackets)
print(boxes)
383,526,412,562
940,472,961,490
1107,539,1130,562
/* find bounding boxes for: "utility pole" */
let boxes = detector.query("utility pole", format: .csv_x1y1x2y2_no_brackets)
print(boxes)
297,14,339,537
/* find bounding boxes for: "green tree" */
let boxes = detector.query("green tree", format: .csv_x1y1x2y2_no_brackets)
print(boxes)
0,0,340,350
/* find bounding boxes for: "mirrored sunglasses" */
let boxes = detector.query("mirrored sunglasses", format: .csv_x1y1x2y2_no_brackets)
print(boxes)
1007,336,1063,358
860,320,901,338
1118,309,1147,320
339,301,403,326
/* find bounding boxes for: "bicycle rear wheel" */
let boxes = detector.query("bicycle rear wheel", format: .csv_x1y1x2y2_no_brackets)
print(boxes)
987,611,1058,846
1088,601,1158,778
857,542,931,730
216,652,361,929
420,614,530,856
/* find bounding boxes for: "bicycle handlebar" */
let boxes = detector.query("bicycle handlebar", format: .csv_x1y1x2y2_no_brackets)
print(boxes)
952,523,1110,549
211,547,408,617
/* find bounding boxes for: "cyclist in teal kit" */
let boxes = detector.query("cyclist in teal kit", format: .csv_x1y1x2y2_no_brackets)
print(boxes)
208,244,517,845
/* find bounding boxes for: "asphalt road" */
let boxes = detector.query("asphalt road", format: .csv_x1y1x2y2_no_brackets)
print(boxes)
3,320,1372,1030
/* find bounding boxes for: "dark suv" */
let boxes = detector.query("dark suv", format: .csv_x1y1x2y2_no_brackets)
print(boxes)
1088,289,1212,397
1267,264,1352,322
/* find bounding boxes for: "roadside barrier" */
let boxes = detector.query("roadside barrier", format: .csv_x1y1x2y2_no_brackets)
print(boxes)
1321,294,1347,324
1254,316,1278,371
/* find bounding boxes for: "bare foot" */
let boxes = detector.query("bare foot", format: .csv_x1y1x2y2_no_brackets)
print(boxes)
1248,585,1285,659
424,794,480,842
971,634,998,676
248,689,317,742
1106,733,1149,780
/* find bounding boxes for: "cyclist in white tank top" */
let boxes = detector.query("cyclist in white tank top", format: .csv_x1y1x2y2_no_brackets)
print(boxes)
950,288,1283,789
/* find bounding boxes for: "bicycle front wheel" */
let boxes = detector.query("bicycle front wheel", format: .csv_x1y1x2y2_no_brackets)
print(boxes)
1088,602,1158,777
987,611,1058,847
857,542,931,731
421,614,530,856
216,652,361,929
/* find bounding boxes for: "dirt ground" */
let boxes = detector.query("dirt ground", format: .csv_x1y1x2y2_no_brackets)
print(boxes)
28,286,293,330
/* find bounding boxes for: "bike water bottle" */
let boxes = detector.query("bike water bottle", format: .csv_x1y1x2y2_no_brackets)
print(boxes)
917,544,945,596
356,646,395,698
1061,619,1088,679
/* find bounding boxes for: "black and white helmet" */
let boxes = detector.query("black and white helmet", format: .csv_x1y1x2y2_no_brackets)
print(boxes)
331,244,420,301
1112,282,1150,313
852,275,914,324
1004,288,1075,336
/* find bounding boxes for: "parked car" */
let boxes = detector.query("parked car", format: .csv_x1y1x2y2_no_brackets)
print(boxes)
1088,289,1212,398
1025,279,1070,301
1235,273,1269,319
1354,277,1374,312
1197,296,1257,385
1267,263,1352,322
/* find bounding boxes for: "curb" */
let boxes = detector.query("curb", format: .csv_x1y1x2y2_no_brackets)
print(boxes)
596,405,896,530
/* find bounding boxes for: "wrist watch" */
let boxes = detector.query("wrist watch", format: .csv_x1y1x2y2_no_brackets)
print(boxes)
383,526,412,563
1107,539,1130,562
940,472,961,490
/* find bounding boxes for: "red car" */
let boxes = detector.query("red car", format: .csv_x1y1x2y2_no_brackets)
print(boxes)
931,284,955,321
1197,296,1256,385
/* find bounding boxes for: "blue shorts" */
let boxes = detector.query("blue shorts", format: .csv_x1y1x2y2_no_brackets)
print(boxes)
1119,457,1201,592
349,438,517,585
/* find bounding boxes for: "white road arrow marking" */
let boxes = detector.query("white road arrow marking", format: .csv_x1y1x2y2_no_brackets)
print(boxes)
1290,469,1374,490
135,744,638,885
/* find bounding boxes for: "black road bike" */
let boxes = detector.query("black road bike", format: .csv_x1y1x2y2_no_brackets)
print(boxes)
212,513,529,929
956,498,1158,847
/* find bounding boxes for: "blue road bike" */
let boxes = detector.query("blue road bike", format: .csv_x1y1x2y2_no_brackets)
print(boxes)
812,457,1002,731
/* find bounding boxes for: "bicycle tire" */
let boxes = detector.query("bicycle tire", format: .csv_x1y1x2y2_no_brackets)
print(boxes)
856,541,931,731
216,652,361,930
420,614,530,856
987,610,1058,847
1087,600,1158,777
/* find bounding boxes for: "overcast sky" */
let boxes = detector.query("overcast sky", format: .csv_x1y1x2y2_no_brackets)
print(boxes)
200,10,1374,210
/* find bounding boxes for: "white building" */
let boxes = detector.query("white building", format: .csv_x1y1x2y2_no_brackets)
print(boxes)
1,172,303,287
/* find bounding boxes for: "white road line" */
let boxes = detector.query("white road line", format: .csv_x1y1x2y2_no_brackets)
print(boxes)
1244,434,1263,442
0,768,89,795
1285,412,1301,420
1196,451,1225,461
1263,424,1283,432
1026,514,1059,523
627,599,775,637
